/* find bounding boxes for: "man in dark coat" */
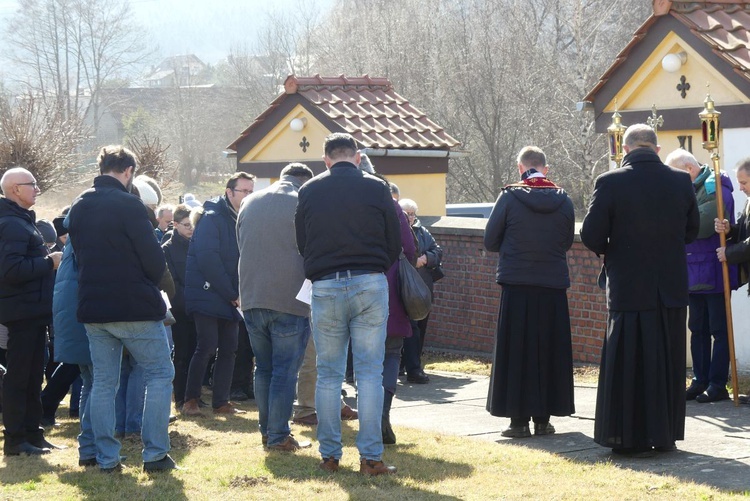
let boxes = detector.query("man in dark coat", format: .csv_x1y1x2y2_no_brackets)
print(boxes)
181,171,255,416
0,167,62,456
68,145,177,472
295,133,401,475
581,124,699,456
483,146,575,439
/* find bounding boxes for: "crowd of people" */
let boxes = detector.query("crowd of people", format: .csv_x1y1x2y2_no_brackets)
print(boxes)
486,123,749,457
2,122,739,474
0,132,444,476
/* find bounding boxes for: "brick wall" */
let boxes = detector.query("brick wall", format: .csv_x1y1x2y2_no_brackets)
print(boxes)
422,217,606,364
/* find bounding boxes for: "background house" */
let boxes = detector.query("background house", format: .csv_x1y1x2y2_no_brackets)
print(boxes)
226,74,464,216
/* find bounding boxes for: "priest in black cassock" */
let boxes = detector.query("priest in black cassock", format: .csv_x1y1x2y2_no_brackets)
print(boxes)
483,146,575,438
581,124,699,456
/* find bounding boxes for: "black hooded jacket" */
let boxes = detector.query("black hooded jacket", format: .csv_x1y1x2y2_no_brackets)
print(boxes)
484,183,575,289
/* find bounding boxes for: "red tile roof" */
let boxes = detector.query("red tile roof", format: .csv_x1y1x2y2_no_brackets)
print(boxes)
228,75,460,151
584,1,750,102
673,1,750,78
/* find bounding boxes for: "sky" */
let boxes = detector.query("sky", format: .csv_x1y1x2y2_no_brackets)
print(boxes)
0,0,335,66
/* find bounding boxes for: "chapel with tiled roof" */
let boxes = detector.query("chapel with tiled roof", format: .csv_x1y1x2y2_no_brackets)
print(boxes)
581,0,750,368
583,0,750,152
227,75,462,216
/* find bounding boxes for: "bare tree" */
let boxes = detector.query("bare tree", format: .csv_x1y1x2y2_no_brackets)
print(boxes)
4,0,152,141
0,89,86,190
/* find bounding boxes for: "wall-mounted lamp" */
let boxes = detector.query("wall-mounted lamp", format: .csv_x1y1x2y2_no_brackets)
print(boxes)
289,117,307,132
661,51,687,73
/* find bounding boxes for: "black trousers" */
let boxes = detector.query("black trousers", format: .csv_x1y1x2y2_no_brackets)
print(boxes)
171,310,197,405
231,320,254,393
40,362,81,419
2,321,47,446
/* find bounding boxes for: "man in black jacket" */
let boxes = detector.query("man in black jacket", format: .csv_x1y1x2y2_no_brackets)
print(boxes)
581,124,699,456
68,145,177,472
0,167,62,456
295,133,401,475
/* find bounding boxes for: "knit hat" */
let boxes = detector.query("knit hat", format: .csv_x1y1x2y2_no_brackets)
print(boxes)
135,175,163,205
36,219,57,245
183,193,201,208
133,178,159,206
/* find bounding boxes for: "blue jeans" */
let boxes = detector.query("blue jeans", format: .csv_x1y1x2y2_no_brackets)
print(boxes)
312,273,388,461
115,353,145,434
86,321,174,468
244,309,309,446
77,364,96,461
688,293,729,388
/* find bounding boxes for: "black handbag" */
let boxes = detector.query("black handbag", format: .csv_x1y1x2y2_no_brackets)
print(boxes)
398,251,432,320
430,264,445,282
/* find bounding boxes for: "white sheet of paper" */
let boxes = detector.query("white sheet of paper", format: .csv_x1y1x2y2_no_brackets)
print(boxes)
296,279,313,305
161,290,172,310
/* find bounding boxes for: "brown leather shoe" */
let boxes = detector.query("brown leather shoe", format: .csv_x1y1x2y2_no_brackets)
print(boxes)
181,398,202,416
213,403,246,415
292,413,318,425
360,459,397,475
268,434,312,452
340,405,358,421
319,457,339,472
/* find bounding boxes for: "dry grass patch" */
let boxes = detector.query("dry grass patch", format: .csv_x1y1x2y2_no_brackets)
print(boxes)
0,400,738,500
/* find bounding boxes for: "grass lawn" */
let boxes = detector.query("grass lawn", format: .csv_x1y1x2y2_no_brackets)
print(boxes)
0,394,741,500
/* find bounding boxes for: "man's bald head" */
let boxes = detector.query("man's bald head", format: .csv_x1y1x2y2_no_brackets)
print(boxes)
1,167,39,209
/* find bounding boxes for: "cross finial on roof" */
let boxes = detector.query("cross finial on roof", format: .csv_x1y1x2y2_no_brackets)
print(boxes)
646,104,664,132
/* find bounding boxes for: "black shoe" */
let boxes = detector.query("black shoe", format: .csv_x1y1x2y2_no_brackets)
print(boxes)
533,422,556,436
501,425,531,438
655,442,677,453
4,441,51,456
143,454,180,472
685,382,707,401
69,409,79,418
695,386,730,403
406,371,430,384
29,437,67,450
169,415,178,424
100,463,123,473
80,455,126,467
612,447,656,458
229,389,249,401
739,395,750,405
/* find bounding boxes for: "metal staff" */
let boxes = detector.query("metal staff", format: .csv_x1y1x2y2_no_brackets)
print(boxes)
699,92,739,406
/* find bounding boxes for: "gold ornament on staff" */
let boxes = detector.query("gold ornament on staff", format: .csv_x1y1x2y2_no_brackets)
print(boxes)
699,89,739,406
607,99,627,166
646,104,664,133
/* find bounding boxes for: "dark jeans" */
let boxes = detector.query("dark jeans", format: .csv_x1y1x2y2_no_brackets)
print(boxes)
688,293,729,388
402,316,430,374
383,337,404,395
171,310,198,405
231,320,254,394
185,313,238,408
2,321,47,446
41,362,81,419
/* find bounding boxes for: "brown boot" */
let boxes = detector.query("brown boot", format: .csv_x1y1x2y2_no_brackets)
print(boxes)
360,458,397,476
181,398,202,416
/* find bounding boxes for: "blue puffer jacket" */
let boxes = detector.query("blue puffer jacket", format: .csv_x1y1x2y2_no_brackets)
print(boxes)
184,196,241,321
52,222,90,365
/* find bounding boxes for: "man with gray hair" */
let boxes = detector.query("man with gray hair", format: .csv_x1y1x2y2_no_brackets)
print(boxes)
0,167,62,455
582,124,699,456
665,148,736,404
237,163,314,452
